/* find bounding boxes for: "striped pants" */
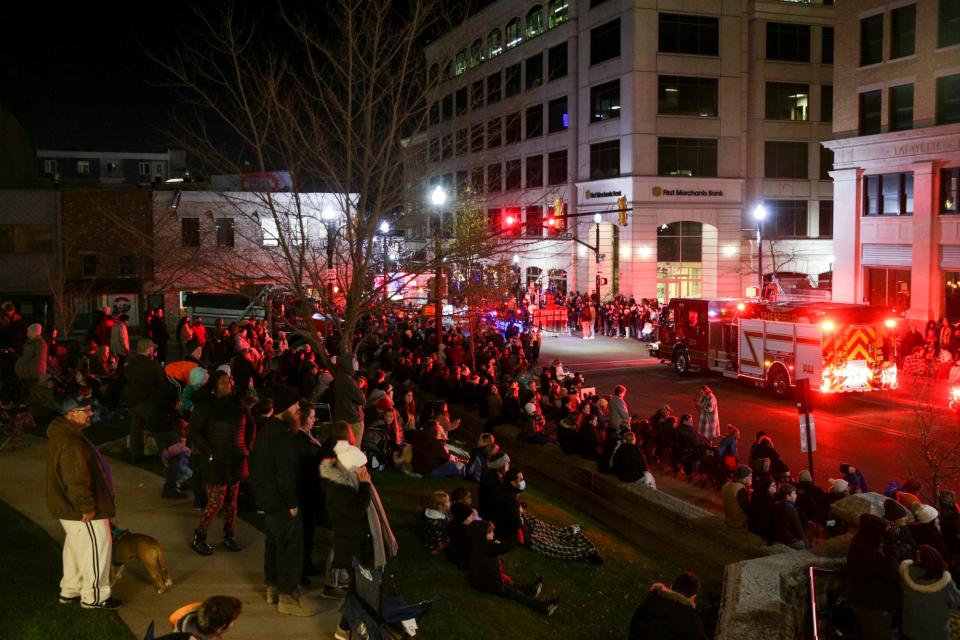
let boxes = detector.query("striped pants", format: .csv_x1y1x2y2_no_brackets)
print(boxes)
59,518,112,606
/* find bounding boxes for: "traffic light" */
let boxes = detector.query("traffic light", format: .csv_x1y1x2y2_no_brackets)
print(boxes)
599,277,608,286
502,209,520,235
553,198,565,218
617,196,629,226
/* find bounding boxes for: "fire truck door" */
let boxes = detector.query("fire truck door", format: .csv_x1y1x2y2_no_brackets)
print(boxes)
794,324,823,387
739,319,765,378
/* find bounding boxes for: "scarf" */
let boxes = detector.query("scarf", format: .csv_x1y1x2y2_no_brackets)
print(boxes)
328,460,398,569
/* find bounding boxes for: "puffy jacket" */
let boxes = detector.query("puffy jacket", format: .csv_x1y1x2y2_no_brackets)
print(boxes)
899,560,960,640
466,520,509,593
628,583,707,640
319,459,373,570
847,513,901,610
188,395,252,484
247,417,299,514
122,354,166,407
46,417,115,521
15,335,47,380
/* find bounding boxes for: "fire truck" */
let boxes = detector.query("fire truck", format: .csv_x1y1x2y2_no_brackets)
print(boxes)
649,297,899,397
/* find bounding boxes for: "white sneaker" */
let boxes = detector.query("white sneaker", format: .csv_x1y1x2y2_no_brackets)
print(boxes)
571,524,582,535
334,626,351,640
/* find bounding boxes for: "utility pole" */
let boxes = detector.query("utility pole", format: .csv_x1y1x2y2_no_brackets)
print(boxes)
594,213,601,304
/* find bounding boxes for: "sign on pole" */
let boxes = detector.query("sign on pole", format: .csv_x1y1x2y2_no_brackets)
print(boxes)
799,415,816,453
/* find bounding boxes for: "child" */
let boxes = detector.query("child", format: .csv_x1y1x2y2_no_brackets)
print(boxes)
160,419,192,500
422,491,452,553
465,433,499,482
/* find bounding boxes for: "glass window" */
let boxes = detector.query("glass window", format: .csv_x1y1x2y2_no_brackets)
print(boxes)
441,134,452,160
863,173,914,216
861,14,884,66
456,170,468,196
470,124,484,152
487,29,503,58
548,149,567,185
215,218,235,248
77,160,91,176
866,268,911,309
429,101,439,125
766,22,811,62
525,206,543,237
527,6,544,38
456,129,467,156
0,224,54,253
821,85,833,122
590,80,620,122
658,137,718,177
590,140,620,180
819,145,834,180
505,112,522,144
487,118,501,148
441,94,453,120
764,141,809,179
471,167,484,190
487,72,501,103
890,4,916,59
659,13,719,56
590,19,621,65
182,218,200,247
526,104,543,138
945,272,960,321
455,49,467,76
658,75,718,117
765,200,808,239
937,73,960,125
889,84,914,131
859,90,882,134
455,87,468,115
548,97,569,133
82,254,98,277
942,167,960,214
487,163,502,193
506,18,523,49
548,42,567,81
470,39,483,67
941,0,960,48
548,0,569,29
505,159,521,191
471,80,484,109
526,154,544,187
429,138,440,162
765,82,809,121
818,201,833,238
505,63,521,97
821,27,834,64
865,175,881,215
526,54,543,90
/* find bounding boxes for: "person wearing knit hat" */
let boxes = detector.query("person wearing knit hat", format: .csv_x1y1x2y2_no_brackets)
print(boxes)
734,464,752,481
722,466,752,529
914,504,939,525
828,478,849,495
795,470,830,528
479,452,510,519
884,498,909,522
910,503,951,564
797,470,812,483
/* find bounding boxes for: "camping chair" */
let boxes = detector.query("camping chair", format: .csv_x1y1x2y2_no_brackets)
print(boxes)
0,402,33,452
339,560,437,640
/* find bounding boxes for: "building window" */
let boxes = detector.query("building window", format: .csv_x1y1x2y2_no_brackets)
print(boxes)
487,72,501,103
506,18,523,49
487,163,502,193
590,140,620,180
819,146,834,180
658,137,718,177
765,83,809,121
428,138,439,162
138,161,150,177
859,90,882,134
941,167,960,214
456,170,468,196
505,63,521,97
526,6,544,38
821,85,833,122
937,73,960,125
658,13,719,56
766,22,811,62
441,94,453,121
455,49,467,76
0,224,53,254
526,104,543,138
590,80,620,122
861,14,884,66
471,80,484,110
504,159,521,191
215,218,235,247
43,159,57,175
866,268,911,308
470,124,484,152
470,39,483,67
548,268,568,296
658,75,718,117
455,129,467,156
548,42,567,81
590,19,621,65
525,206,543,237
262,216,279,246
548,0,569,29
471,167,484,191
863,173,914,216
118,255,135,276
765,200,808,239
77,160,91,176
547,149,567,185
81,254,98,278
487,29,502,58
429,102,439,125
441,134,452,160
487,118,502,149
526,154,544,187
505,112,521,144
181,218,200,247
941,0,960,48
818,201,833,238
821,27,834,64
455,87,468,115
890,4,916,59
889,84,914,131
526,54,543,89
547,97,568,133
764,141,808,179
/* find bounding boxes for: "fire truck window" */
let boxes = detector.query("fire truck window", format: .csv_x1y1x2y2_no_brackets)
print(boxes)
688,311,699,326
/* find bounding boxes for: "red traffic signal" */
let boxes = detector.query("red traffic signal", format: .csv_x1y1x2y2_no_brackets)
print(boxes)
599,277,608,286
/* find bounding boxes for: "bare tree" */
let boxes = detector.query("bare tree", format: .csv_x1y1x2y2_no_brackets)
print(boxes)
902,374,960,498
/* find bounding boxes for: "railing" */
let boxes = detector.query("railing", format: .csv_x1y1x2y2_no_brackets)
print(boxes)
809,566,847,640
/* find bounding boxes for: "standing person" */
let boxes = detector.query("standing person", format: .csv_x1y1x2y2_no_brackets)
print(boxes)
899,545,960,640
110,314,130,371
46,398,121,610
189,370,253,556
151,308,170,364
15,322,47,397
121,339,166,462
696,385,719,444
609,385,630,431
847,513,901,639
248,389,317,616
628,571,708,640
332,357,365,446
580,303,594,340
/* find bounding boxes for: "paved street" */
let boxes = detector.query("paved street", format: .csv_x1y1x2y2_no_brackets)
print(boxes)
540,333,954,496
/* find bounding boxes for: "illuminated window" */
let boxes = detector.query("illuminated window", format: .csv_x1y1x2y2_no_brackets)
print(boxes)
526,6,544,38
487,29,502,58
506,18,522,49
548,0,568,29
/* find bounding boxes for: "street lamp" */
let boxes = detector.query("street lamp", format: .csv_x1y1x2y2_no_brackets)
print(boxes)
593,213,602,305
378,221,391,299
753,204,767,297
429,186,447,352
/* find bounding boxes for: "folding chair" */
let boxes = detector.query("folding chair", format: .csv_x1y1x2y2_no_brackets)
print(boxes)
340,560,436,640
0,403,33,452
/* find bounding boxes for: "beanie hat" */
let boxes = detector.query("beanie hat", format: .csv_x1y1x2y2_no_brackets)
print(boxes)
839,463,853,475
734,465,752,480
185,339,202,354
368,388,387,405
797,470,812,483
271,386,301,415
524,402,537,415
27,323,42,338
333,441,368,471
829,478,849,493
487,452,510,470
883,498,909,521
914,504,939,524
216,364,232,375
902,478,923,494
376,397,393,412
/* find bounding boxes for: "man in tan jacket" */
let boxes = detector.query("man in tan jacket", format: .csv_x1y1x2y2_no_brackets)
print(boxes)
46,397,121,609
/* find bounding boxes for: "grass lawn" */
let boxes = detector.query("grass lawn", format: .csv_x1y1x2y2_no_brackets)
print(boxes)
0,500,135,640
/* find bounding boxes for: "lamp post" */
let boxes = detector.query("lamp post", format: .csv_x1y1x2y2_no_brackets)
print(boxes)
513,254,521,306
378,220,390,299
430,185,447,353
753,204,767,297
594,213,602,304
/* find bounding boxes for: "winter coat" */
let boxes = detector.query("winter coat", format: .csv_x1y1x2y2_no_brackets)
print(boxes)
487,482,522,546
478,468,501,519
122,354,166,407
110,321,129,357
247,417,299,514
466,520,509,593
722,481,750,529
899,560,960,640
609,395,629,430
411,433,453,476
612,443,648,483
422,509,450,551
319,459,373,570
696,392,719,442
188,395,252,485
46,416,116,521
847,513,901,610
748,479,777,544
628,583,707,640
15,335,47,380
774,501,807,548
332,370,364,424
910,521,951,563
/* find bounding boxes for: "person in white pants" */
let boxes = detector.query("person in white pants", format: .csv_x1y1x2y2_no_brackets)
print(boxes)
46,397,121,610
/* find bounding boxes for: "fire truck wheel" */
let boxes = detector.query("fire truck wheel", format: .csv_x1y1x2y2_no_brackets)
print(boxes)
672,349,690,376
769,366,792,399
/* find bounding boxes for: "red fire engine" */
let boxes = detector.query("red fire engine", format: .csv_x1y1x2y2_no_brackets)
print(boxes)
649,298,899,397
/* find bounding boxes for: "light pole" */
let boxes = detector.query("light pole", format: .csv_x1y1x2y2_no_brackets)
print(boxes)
594,213,602,304
430,185,447,353
753,204,767,297
513,254,521,307
322,207,337,270
378,220,390,299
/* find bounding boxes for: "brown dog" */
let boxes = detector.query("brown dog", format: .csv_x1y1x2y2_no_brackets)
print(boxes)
111,533,173,594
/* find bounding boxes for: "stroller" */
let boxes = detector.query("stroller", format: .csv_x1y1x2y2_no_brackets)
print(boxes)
339,559,437,639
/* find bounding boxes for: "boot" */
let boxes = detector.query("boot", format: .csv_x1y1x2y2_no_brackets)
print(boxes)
265,585,279,605
277,592,317,617
190,531,213,556
222,536,243,552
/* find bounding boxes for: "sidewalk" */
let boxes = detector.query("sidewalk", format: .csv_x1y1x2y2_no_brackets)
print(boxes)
0,435,341,640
